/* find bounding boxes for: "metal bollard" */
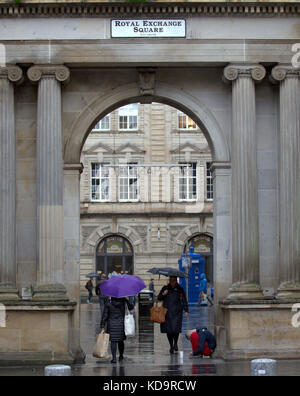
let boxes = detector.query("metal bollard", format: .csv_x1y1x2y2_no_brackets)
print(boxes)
44,364,72,376
251,359,277,376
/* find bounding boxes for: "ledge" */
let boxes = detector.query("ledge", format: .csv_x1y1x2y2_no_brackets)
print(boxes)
220,298,300,308
0,352,74,367
0,2,299,18
0,300,77,309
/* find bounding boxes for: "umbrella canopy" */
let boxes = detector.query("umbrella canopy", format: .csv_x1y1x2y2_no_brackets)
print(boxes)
148,267,189,278
100,274,146,298
86,272,100,278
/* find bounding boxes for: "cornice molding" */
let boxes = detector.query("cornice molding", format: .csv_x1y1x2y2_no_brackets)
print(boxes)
0,3,299,18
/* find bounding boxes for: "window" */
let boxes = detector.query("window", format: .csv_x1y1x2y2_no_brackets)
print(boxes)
119,163,139,201
206,162,213,201
96,235,134,276
179,163,197,201
178,111,197,130
118,104,138,130
91,163,110,201
93,115,110,131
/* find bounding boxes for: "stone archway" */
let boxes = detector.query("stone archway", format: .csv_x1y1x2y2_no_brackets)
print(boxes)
63,77,232,360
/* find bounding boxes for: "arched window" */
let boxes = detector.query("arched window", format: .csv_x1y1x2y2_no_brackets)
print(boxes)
184,234,213,283
96,235,134,276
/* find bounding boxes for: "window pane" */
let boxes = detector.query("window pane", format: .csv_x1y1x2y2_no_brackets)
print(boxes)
91,163,110,201
107,237,123,253
97,241,105,254
187,116,197,129
119,104,138,130
206,162,213,200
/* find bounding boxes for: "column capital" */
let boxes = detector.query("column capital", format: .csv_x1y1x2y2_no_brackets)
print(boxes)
271,64,300,83
0,65,23,84
27,65,70,84
223,64,266,83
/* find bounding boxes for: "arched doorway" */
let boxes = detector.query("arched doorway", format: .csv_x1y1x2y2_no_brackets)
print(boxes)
184,234,214,284
96,235,134,277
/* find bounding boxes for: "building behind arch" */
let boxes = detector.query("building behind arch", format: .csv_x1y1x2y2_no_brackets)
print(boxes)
80,103,214,294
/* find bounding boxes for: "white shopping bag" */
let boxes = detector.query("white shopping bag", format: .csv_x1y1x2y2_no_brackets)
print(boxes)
124,305,135,337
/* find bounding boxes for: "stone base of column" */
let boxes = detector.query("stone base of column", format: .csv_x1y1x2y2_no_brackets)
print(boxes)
227,283,264,300
0,283,19,301
276,282,300,300
32,284,69,302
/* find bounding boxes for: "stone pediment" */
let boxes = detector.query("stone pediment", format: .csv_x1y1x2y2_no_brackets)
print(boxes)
83,142,114,154
115,143,146,155
170,142,209,154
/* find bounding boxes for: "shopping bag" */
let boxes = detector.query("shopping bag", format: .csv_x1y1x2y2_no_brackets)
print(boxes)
150,303,167,324
124,305,135,337
92,331,110,358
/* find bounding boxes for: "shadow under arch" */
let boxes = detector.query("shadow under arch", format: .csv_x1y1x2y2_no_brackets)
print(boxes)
64,82,230,164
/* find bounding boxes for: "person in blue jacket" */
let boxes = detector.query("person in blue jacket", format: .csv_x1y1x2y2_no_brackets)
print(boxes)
197,273,208,306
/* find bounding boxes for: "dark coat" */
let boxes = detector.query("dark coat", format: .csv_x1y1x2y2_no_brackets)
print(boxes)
157,283,188,334
100,298,134,342
193,328,216,356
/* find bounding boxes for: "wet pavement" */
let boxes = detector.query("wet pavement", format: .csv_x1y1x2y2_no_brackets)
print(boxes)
0,303,300,376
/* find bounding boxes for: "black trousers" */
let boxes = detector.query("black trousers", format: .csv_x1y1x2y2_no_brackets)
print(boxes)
111,341,125,359
167,333,179,348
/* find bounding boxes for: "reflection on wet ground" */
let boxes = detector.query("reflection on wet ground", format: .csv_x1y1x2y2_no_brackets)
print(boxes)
0,304,300,376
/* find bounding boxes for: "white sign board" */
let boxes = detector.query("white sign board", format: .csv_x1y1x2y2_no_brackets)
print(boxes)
111,19,186,38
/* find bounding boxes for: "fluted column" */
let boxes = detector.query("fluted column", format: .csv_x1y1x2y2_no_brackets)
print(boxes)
28,65,70,301
224,64,265,299
0,66,23,301
271,65,300,299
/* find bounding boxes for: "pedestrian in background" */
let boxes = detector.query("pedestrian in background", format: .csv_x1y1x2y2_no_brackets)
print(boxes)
85,279,94,304
157,276,189,354
149,278,155,293
96,274,108,314
101,297,134,364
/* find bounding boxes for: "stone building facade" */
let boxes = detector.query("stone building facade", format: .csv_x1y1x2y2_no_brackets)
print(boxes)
80,103,214,294
0,0,300,363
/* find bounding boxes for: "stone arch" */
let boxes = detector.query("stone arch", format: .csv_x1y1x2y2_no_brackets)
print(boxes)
64,81,230,164
172,222,214,254
84,224,145,256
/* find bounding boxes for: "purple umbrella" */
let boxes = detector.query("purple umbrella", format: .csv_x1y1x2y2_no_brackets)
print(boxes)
99,274,146,298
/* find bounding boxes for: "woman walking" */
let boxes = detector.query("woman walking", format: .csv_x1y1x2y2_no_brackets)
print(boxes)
101,297,134,363
158,276,189,354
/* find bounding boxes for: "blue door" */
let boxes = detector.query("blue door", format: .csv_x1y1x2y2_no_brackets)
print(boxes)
188,264,201,305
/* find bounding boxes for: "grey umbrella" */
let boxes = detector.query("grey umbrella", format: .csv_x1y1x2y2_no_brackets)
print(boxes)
86,272,100,278
148,267,189,278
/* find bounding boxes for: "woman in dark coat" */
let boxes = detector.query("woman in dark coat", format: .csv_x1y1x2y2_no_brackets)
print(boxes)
101,297,134,363
157,276,189,354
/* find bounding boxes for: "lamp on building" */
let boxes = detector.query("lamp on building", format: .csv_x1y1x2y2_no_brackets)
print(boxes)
157,227,161,240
